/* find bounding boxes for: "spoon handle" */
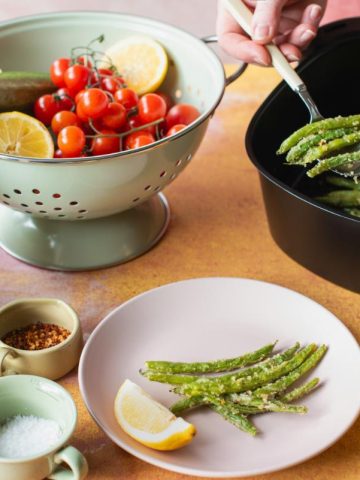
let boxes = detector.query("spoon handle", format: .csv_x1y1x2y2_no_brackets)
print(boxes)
223,0,304,91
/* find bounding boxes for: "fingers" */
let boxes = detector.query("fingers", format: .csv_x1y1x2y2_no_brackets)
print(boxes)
251,0,287,44
218,32,272,65
216,5,272,65
287,3,324,48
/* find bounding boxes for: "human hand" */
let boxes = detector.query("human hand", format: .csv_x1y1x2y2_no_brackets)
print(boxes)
217,0,327,65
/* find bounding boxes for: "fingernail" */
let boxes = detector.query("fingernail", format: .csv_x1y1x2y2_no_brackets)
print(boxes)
254,56,269,66
310,5,322,22
287,54,301,62
253,25,272,41
300,29,316,44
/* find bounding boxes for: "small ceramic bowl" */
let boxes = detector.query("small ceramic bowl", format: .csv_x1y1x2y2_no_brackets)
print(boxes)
0,298,83,380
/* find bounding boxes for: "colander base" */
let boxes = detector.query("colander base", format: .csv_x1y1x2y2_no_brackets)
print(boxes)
0,193,170,271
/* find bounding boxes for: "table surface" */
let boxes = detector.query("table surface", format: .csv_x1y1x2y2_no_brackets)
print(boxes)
0,65,359,480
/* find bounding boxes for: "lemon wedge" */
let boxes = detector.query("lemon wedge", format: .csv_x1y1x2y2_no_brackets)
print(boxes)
0,111,54,158
114,379,196,451
104,36,168,95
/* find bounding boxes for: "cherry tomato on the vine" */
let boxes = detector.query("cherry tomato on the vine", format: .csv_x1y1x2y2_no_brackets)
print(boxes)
166,124,186,137
34,94,62,125
166,104,200,129
91,129,120,156
101,103,127,131
54,149,63,158
124,131,155,150
64,64,90,95
51,111,80,135
58,126,86,157
50,58,71,87
114,88,138,110
100,76,124,94
55,88,74,111
157,92,173,113
76,102,89,122
138,93,167,124
78,88,109,119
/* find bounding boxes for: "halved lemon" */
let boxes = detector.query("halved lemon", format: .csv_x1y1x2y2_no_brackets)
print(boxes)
114,379,196,451
0,111,54,158
104,36,168,95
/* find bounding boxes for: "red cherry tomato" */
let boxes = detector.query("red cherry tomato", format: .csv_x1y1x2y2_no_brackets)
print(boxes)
101,103,127,131
125,114,154,135
100,76,124,94
64,64,90,94
56,88,74,110
166,124,186,137
76,101,89,122
78,88,109,119
50,58,71,87
58,126,86,157
138,93,166,124
114,88,138,110
157,92,173,113
166,104,200,129
91,129,120,156
54,149,63,159
124,131,155,150
75,89,86,104
34,94,62,125
51,111,80,135
76,55,93,68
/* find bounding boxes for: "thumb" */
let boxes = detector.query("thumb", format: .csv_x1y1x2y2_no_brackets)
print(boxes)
251,0,287,44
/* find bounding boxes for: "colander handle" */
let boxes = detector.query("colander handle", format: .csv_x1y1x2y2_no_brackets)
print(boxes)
202,35,248,85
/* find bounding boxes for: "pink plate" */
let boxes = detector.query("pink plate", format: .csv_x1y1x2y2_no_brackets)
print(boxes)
79,277,360,477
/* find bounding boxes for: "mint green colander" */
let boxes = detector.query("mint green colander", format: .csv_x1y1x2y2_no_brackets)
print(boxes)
0,12,246,270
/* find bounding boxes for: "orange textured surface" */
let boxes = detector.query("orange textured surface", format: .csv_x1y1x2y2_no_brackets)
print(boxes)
0,66,359,479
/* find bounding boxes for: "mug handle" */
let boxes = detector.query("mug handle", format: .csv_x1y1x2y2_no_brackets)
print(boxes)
0,347,17,376
202,35,248,85
48,445,89,480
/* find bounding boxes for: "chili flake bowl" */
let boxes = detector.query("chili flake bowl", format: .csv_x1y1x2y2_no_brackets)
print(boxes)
0,297,83,380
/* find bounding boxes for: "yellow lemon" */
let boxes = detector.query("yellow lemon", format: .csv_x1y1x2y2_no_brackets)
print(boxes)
104,36,168,95
0,111,54,158
114,379,196,451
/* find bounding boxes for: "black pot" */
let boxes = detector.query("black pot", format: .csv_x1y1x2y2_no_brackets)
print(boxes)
246,18,360,293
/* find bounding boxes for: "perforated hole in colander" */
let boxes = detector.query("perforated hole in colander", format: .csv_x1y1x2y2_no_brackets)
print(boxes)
170,173,177,180
2,201,9,205
35,201,43,205
58,214,66,218
52,193,61,198
186,154,192,162
21,203,28,208
13,189,21,194
154,186,161,192
133,197,140,203
2,194,10,198
144,185,151,191
32,189,40,194
69,201,78,206
39,210,47,214
160,171,167,177
175,159,182,167
54,207,62,211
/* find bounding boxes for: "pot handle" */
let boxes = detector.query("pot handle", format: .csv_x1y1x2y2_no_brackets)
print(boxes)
202,35,248,85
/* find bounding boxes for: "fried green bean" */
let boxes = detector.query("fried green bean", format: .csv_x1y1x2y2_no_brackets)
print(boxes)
174,344,316,397
277,115,360,154
286,128,357,163
300,131,360,165
244,345,327,398
279,377,320,403
141,370,198,384
210,403,258,436
307,151,360,177
326,176,360,190
145,342,277,374
170,396,205,415
207,395,307,415
316,190,360,207
144,343,299,386
344,207,360,217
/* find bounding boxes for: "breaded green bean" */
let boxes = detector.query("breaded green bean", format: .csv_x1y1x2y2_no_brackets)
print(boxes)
307,151,360,177
326,176,360,190
247,345,327,398
174,344,316,396
279,377,320,403
286,128,357,163
141,370,198,384
207,395,307,415
145,342,277,374
210,403,258,436
277,115,360,154
170,396,205,415
316,190,360,207
300,131,360,165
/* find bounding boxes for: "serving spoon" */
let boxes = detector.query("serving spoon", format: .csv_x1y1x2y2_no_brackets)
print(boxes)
223,0,360,177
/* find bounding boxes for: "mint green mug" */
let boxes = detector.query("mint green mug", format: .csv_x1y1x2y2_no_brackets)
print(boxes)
0,375,88,480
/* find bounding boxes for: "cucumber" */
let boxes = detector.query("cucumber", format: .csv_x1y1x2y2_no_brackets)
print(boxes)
0,71,57,112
